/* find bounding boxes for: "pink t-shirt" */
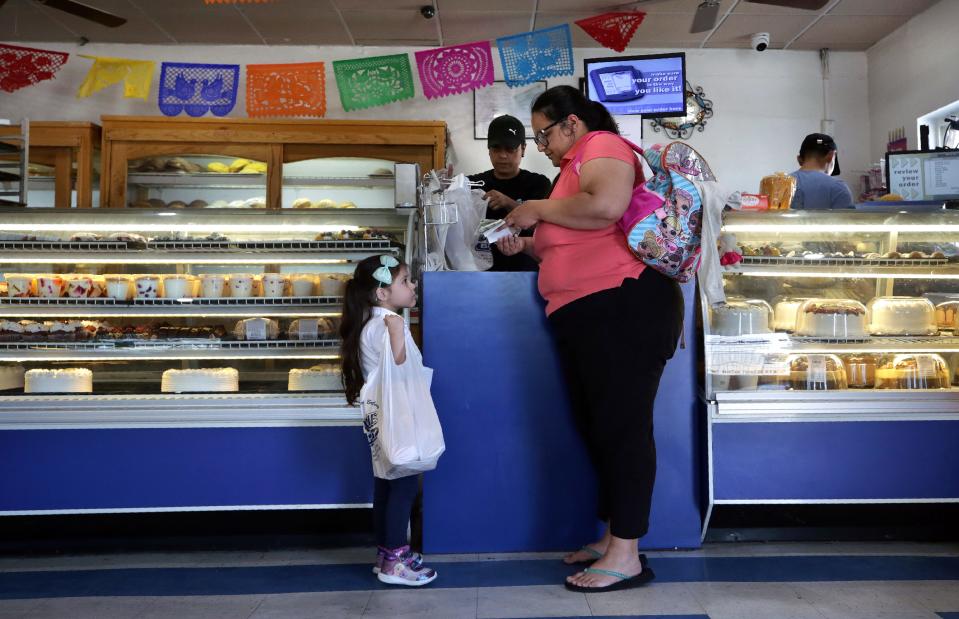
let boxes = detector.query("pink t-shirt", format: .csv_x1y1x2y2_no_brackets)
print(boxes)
533,132,645,316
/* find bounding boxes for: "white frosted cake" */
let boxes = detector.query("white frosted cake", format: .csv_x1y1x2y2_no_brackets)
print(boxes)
0,365,25,390
161,368,239,393
868,296,937,336
794,299,868,339
772,298,807,332
288,364,341,391
24,368,93,393
710,300,772,336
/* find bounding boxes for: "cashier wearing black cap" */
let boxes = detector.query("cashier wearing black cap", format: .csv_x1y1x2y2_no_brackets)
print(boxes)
469,115,551,271
790,133,855,209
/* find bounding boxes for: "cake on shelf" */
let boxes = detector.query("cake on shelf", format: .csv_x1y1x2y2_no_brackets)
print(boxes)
161,368,239,393
287,318,336,340
842,354,878,389
867,296,937,336
772,298,808,332
875,354,950,389
786,354,847,391
935,300,959,331
233,317,280,341
288,364,342,391
794,299,868,339
709,299,772,336
0,365,25,391
24,368,93,393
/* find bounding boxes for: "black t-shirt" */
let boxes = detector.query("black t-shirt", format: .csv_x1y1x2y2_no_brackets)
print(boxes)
467,169,552,271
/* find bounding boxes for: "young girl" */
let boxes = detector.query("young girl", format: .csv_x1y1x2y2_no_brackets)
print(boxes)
340,254,438,587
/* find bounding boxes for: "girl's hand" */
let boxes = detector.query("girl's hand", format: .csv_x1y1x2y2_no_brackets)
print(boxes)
384,315,407,365
497,234,526,257
504,200,542,231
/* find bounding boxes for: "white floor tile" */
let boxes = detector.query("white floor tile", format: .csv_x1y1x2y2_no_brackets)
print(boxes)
135,594,264,619
24,596,155,619
362,586,477,619
250,591,372,619
687,581,827,619
477,585,589,618
585,581,707,616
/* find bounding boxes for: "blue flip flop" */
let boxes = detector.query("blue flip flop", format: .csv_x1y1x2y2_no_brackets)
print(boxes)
566,546,648,568
564,565,656,593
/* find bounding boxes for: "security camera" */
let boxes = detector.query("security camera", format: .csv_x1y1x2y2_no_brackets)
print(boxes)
420,5,435,19
751,32,770,52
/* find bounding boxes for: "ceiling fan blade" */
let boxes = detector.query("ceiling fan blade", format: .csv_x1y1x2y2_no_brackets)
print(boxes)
745,0,831,9
690,1,721,33
36,0,127,28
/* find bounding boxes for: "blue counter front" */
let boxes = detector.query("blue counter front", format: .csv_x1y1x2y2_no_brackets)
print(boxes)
421,272,702,553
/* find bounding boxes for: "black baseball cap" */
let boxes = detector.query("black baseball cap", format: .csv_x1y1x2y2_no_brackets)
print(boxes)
799,133,841,176
487,115,525,149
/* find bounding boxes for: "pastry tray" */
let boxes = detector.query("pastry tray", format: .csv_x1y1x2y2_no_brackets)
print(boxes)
0,239,393,252
741,256,948,267
0,296,342,306
0,339,339,351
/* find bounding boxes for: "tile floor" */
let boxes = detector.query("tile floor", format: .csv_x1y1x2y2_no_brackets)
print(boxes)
0,542,957,618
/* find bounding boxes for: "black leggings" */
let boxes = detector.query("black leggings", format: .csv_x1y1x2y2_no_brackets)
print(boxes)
373,475,420,549
549,268,683,540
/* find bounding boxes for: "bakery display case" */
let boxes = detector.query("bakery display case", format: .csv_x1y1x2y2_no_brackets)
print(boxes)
100,116,446,209
1,122,101,209
702,209,959,536
0,207,414,516
0,207,408,411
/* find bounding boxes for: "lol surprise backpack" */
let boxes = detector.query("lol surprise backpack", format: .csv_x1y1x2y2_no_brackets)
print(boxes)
567,133,713,282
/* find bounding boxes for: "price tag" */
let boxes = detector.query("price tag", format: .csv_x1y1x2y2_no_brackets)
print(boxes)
296,319,319,340
246,320,267,341
916,355,936,377
808,355,827,383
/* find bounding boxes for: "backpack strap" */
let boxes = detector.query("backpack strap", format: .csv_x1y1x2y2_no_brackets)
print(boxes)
566,130,645,181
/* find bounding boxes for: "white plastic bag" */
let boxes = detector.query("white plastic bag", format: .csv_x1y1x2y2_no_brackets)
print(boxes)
444,175,492,271
360,330,445,480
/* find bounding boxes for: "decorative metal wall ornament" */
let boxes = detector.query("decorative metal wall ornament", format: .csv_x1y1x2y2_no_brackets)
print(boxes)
649,82,713,139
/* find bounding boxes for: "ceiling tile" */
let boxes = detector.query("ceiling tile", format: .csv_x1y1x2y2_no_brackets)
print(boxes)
793,14,906,47
0,1,75,42
341,9,440,44
732,0,829,15
439,0,535,10
707,13,812,47
0,0,172,44
627,11,712,44
440,11,532,45
538,0,713,13
332,0,426,9
143,2,262,44
238,2,352,45
829,0,936,15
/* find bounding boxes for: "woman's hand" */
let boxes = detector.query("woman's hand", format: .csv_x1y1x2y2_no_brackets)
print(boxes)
504,200,541,231
497,234,526,256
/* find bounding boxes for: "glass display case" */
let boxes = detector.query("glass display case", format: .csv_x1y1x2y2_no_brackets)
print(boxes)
100,116,446,209
705,209,959,405
0,207,410,428
701,209,959,537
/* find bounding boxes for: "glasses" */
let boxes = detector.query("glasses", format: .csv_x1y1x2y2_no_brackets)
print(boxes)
533,119,563,147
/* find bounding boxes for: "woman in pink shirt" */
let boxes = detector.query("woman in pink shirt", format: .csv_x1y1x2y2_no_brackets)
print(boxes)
501,86,684,593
